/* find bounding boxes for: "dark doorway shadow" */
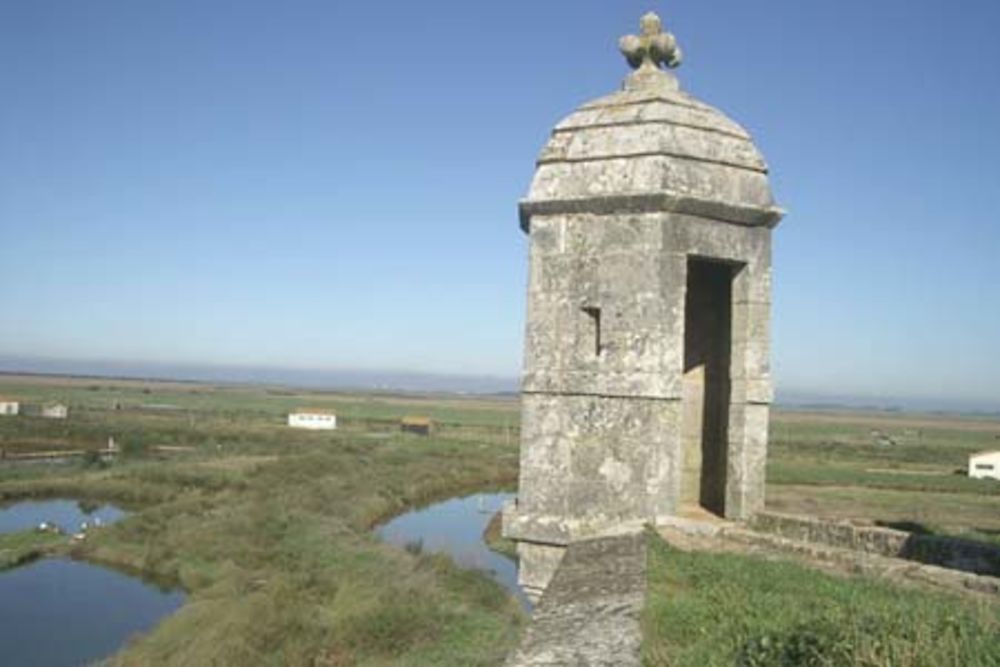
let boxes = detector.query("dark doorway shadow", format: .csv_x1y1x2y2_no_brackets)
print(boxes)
684,259,734,516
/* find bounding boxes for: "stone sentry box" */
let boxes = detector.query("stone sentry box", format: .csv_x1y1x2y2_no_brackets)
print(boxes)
503,13,784,599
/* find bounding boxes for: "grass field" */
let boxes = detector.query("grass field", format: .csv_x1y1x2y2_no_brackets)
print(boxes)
2,373,1000,664
0,375,524,665
767,408,1000,545
643,531,1000,666
644,407,1000,665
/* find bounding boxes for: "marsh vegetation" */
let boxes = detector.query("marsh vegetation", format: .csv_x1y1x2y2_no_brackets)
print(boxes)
1,374,999,664
0,376,523,665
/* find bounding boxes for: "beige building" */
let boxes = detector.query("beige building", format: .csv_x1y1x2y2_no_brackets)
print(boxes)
969,451,1000,481
0,397,19,416
400,416,433,436
287,410,337,430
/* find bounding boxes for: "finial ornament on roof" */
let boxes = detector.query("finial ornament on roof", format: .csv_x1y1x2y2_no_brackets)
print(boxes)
619,12,682,72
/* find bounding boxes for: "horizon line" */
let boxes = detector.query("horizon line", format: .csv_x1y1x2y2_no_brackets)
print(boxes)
0,355,996,416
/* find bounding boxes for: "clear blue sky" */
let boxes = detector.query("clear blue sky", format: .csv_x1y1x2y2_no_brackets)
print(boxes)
1,1,998,406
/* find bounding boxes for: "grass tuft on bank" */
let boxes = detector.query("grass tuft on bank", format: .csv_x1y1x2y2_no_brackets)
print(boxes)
0,529,65,570
643,532,1000,666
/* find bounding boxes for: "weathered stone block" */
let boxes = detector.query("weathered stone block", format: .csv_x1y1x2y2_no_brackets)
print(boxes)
528,216,565,256
731,301,771,343
663,214,769,264
733,262,772,304
560,214,663,256
730,335,771,383
730,378,774,404
726,402,769,518
515,541,566,601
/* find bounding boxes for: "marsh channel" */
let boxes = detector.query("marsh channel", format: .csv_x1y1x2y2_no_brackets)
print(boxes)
0,499,185,667
376,491,533,612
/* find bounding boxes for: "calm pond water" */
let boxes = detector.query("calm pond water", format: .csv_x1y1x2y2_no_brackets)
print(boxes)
376,492,532,611
0,500,185,666
0,559,185,667
0,499,126,535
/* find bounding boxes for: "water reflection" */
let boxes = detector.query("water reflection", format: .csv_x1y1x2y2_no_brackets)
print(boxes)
0,559,184,666
377,492,532,612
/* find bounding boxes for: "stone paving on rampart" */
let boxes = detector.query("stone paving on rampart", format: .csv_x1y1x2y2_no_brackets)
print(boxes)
505,533,646,666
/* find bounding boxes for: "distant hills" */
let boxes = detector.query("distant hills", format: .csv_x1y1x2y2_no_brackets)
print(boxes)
0,355,995,415
775,389,999,418
0,355,518,395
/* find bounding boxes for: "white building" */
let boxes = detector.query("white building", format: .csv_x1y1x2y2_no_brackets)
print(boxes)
0,397,19,416
969,451,1000,481
41,403,68,419
287,410,337,430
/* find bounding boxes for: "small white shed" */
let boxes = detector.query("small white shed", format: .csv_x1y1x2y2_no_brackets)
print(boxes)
969,451,1000,481
41,403,69,419
0,397,19,416
288,410,337,430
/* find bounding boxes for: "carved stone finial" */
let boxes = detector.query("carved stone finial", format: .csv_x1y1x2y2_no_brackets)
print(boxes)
619,12,683,91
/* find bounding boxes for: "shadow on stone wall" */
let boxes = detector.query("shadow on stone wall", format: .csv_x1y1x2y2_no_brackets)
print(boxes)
752,512,1000,578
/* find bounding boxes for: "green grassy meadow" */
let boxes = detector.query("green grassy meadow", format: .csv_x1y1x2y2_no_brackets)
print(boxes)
643,532,1000,666
643,408,1000,665
0,375,523,665
2,373,1000,664
767,409,1000,544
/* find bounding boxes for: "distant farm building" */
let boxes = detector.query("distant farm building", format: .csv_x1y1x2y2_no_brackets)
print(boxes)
287,410,337,430
0,398,19,416
400,416,433,436
41,403,69,419
870,430,897,447
969,451,1000,481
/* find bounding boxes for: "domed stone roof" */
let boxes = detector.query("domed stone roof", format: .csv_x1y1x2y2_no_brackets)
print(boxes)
521,13,782,230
